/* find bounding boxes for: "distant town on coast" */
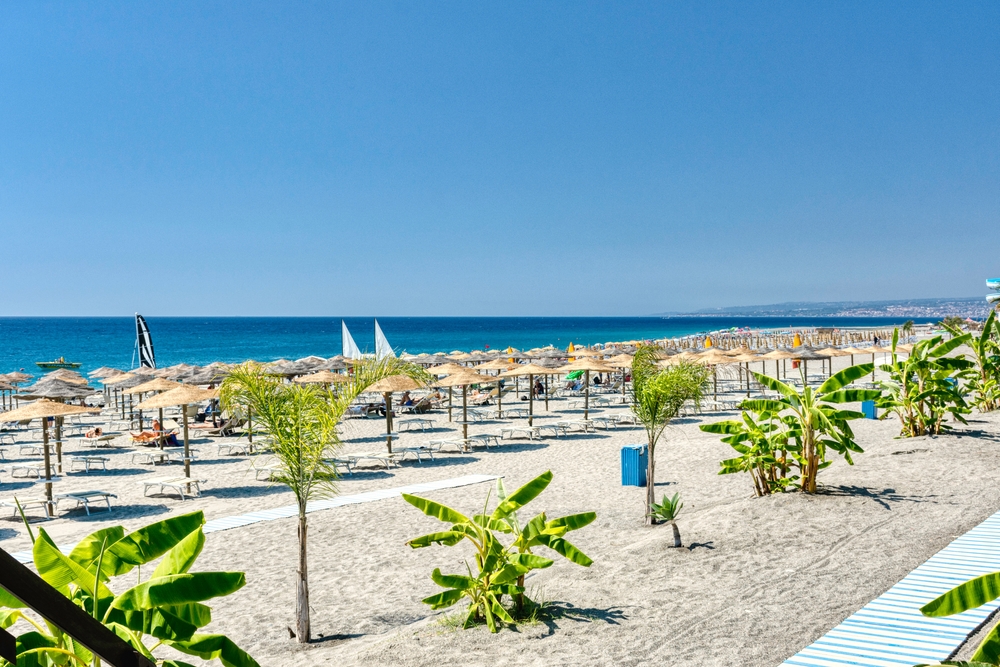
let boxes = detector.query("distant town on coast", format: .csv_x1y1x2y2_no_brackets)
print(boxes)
660,296,988,319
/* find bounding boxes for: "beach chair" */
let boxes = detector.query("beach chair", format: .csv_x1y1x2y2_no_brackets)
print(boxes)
55,490,116,515
69,456,110,473
0,495,52,518
140,476,205,500
11,464,45,479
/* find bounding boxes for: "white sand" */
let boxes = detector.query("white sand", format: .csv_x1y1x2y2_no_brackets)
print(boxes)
3,354,999,666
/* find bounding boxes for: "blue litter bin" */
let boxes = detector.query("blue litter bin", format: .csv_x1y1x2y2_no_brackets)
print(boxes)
621,444,648,487
861,400,877,420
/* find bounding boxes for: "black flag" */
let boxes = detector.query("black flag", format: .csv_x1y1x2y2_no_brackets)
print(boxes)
135,314,156,369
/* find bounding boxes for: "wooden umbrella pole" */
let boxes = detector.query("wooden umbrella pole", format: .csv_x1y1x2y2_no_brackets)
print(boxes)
55,415,63,474
42,419,52,514
158,407,165,450
248,407,253,444
544,374,549,411
528,373,534,426
497,374,503,418
462,385,468,440
448,387,453,422
182,406,191,479
584,370,590,420
384,392,393,453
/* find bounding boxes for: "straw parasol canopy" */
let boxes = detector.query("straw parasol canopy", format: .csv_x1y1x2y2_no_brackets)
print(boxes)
500,363,553,424
136,386,218,411
790,347,827,361
1,399,98,422
294,370,351,385
476,359,518,372
367,375,425,393
605,354,635,368
569,348,602,358
88,366,124,379
44,369,89,385
103,372,147,386
555,359,615,374
761,349,798,360
1,372,32,384
427,363,468,376
17,379,98,401
434,370,496,439
0,399,100,506
126,378,185,395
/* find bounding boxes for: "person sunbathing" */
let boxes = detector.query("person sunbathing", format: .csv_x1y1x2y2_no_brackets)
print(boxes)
85,426,103,438
132,420,178,445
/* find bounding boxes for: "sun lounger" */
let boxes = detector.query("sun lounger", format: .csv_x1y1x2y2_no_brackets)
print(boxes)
217,442,253,456
82,433,120,448
394,446,435,463
328,452,397,472
11,464,45,479
590,416,619,430
536,424,569,437
466,433,499,449
140,476,205,500
55,490,116,515
495,407,529,419
18,444,43,456
0,495,51,518
398,418,434,431
426,438,473,453
499,426,540,440
132,450,174,465
554,419,595,433
69,456,110,473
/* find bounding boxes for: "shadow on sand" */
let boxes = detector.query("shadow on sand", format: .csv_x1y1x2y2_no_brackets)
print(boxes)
819,485,927,510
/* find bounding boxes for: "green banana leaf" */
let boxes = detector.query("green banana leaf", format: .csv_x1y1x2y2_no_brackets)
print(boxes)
33,528,112,599
818,363,875,394
101,512,205,577
751,372,799,399
401,494,469,524
421,589,465,609
406,530,465,548
430,569,474,590
534,535,593,566
104,606,199,642
545,512,596,532
972,621,1000,664
921,572,1000,616
492,471,552,519
167,633,261,667
69,526,125,568
0,588,24,609
819,389,882,404
152,527,206,579
111,572,246,612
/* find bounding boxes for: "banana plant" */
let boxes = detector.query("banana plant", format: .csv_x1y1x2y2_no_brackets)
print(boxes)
877,328,974,437
702,406,794,497
946,311,1000,413
703,364,880,494
403,471,595,632
919,568,1000,665
0,511,258,667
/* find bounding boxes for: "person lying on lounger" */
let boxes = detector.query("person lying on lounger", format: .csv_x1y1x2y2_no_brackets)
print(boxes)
85,426,103,438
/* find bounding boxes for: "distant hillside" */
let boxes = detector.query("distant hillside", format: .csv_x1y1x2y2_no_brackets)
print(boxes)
657,297,989,319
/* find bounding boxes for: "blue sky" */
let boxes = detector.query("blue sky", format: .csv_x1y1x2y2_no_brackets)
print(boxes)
1,2,997,316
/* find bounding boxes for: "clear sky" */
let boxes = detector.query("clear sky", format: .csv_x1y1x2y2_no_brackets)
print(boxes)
1,2,997,316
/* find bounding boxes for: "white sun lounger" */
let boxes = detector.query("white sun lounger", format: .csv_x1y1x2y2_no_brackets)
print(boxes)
18,444,44,456
140,476,205,500
11,464,45,479
398,418,434,431
499,426,540,440
56,490,116,515
554,420,595,433
69,456,110,473
0,495,51,518
329,452,398,473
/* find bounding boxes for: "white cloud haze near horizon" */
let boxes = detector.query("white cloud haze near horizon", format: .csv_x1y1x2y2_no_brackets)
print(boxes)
1,3,997,317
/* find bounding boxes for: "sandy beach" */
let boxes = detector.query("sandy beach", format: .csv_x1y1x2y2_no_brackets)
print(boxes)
1,350,998,666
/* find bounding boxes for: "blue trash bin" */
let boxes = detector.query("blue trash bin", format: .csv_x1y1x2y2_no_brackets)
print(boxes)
621,444,648,487
861,400,877,420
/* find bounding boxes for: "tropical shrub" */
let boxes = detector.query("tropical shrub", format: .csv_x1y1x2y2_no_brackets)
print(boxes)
631,347,711,524
0,511,258,667
650,493,683,547
877,329,973,437
221,357,430,642
403,471,595,632
919,567,1000,665
702,365,880,494
946,311,1000,412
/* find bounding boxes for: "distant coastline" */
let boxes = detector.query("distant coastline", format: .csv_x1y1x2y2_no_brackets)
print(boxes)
657,296,987,319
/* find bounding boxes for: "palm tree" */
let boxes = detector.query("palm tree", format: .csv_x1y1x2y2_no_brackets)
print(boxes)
220,357,430,642
630,346,710,525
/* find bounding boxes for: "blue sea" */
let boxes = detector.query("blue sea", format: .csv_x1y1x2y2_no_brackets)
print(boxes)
0,316,934,375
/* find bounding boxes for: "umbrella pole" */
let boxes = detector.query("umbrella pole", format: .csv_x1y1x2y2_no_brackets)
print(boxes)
544,374,549,411
158,407,165,450
385,392,393,453
55,416,63,474
183,407,191,479
528,373,534,426
448,387,453,422
248,408,253,444
622,368,626,403
497,376,503,419
43,419,52,515
462,385,468,441
584,370,590,420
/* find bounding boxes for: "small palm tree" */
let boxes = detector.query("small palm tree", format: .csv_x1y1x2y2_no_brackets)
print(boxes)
630,347,710,525
650,492,683,547
221,357,430,643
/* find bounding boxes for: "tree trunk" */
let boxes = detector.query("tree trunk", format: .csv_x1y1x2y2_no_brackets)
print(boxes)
645,440,656,526
670,521,682,548
296,510,310,643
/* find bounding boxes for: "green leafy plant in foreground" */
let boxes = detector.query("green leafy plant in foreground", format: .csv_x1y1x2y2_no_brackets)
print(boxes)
649,493,683,547
946,311,1000,413
403,471,595,632
877,329,973,437
702,364,880,494
917,567,1000,665
0,511,258,667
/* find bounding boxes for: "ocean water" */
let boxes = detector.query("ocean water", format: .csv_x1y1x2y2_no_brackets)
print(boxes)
0,316,933,375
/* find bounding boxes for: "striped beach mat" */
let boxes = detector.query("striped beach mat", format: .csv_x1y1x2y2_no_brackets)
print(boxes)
782,510,1000,667
10,474,499,564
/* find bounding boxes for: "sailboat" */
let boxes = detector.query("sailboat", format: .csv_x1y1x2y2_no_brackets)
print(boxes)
133,313,156,369
341,319,396,360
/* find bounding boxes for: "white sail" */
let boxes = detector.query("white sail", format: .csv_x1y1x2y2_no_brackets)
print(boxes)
135,313,156,369
374,319,395,359
342,321,363,360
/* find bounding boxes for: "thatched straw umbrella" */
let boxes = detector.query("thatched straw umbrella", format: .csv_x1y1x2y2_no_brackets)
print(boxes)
126,378,185,448
791,347,827,386
427,363,469,421
553,359,615,419
433,370,494,440
293,370,350,387
366,375,425,452
475,359,517,416
0,399,98,510
137,386,218,478
605,354,634,403
500,363,551,425
16,379,99,473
